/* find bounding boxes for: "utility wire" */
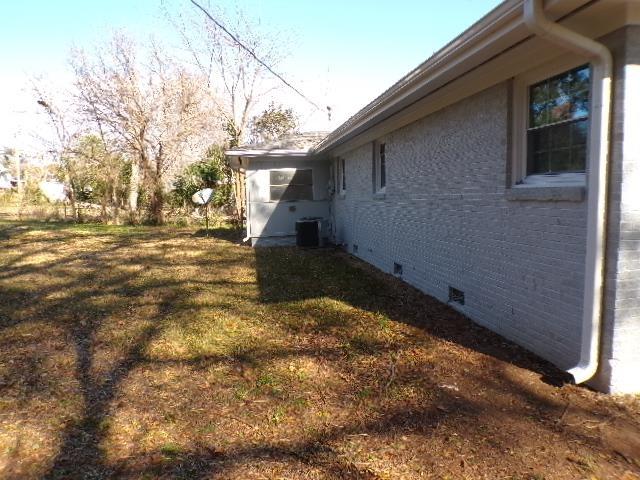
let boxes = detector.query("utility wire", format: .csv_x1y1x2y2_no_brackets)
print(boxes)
189,0,323,112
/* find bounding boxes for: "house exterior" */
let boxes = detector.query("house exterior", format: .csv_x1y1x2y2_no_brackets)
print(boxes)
227,0,640,394
0,166,14,190
228,132,331,246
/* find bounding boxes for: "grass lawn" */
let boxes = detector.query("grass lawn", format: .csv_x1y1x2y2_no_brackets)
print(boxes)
0,221,638,480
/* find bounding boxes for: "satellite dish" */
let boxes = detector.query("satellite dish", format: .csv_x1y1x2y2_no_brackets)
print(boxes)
191,188,215,236
192,188,214,205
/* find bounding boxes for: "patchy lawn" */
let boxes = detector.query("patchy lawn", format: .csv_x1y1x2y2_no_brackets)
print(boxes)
0,221,638,480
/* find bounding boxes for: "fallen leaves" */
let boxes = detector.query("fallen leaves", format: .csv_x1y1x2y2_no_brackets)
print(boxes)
0,221,638,480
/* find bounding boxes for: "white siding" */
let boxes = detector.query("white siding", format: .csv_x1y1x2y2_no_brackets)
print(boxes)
246,157,330,245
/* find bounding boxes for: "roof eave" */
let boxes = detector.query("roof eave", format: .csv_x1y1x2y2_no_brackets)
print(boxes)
314,0,595,155
225,149,314,158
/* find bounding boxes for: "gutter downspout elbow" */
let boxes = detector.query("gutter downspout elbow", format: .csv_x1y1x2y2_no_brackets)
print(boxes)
523,0,613,385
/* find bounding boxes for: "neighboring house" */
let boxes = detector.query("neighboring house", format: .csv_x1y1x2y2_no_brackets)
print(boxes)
0,166,14,190
227,0,640,394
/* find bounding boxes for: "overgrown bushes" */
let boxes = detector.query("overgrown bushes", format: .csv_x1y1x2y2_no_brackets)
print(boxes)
170,145,232,211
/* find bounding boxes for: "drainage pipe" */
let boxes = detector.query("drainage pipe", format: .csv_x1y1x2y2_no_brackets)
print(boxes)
523,0,613,385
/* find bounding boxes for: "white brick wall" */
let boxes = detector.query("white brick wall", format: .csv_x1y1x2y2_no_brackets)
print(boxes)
330,27,640,393
593,26,640,394
333,82,589,372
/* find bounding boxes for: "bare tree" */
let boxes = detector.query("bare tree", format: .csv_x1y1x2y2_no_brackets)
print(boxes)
167,3,287,147
72,36,146,216
72,134,129,222
33,83,80,219
165,3,289,224
71,34,219,224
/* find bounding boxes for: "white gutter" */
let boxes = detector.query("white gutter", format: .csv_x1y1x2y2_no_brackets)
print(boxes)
523,0,613,385
225,149,314,158
315,0,595,155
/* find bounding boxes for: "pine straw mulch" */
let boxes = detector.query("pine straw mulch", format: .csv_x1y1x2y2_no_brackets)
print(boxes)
0,220,638,480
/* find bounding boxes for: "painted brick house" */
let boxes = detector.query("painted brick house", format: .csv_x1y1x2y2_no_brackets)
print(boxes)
227,0,640,394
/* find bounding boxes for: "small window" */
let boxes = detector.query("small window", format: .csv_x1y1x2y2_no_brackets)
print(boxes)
269,169,313,201
527,64,590,175
339,157,346,194
374,141,386,193
379,143,386,189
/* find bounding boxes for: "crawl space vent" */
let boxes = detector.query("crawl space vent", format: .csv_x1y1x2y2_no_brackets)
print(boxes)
449,286,465,305
393,262,403,275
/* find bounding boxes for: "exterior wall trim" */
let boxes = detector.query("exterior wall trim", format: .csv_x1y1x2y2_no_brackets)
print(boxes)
505,186,586,202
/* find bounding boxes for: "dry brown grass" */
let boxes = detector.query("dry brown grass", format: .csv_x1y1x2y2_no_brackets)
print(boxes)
0,220,638,480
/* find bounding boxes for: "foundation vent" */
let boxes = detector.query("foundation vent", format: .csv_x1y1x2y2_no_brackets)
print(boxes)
449,286,465,305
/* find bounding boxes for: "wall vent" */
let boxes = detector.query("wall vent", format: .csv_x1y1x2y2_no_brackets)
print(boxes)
352,244,358,253
393,262,403,275
449,286,465,305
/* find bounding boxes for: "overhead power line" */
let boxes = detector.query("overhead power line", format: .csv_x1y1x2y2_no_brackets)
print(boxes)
189,0,324,112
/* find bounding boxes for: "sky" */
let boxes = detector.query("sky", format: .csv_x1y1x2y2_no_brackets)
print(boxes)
0,0,503,152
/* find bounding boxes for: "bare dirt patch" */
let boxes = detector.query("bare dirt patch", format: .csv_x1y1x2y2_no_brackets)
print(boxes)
0,221,638,479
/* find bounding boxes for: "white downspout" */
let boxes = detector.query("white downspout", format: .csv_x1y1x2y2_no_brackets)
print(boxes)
523,0,612,384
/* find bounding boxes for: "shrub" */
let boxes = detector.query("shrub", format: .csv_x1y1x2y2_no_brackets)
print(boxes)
170,146,231,209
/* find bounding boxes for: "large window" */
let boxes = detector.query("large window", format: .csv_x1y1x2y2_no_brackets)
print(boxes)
527,64,590,175
269,169,313,201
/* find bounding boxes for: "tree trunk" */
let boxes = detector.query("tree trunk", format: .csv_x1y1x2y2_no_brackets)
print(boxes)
101,192,109,223
150,183,164,225
128,161,140,222
111,184,119,223
148,151,164,225
64,171,78,222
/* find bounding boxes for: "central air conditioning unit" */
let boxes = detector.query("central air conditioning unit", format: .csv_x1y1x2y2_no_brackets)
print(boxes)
295,217,323,247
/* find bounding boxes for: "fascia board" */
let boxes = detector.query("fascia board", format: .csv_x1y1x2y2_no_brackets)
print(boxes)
224,150,313,158
314,0,596,155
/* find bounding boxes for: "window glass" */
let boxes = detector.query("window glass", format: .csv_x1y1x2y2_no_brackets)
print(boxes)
527,64,590,175
270,185,313,201
379,143,386,189
269,169,313,201
270,169,312,185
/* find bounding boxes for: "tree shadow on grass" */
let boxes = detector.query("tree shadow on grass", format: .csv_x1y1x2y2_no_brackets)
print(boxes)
0,222,247,479
192,226,244,243
40,281,197,479
245,246,639,476
253,246,564,382
0,222,637,479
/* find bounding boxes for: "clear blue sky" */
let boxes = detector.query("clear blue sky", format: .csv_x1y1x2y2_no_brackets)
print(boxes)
0,0,503,148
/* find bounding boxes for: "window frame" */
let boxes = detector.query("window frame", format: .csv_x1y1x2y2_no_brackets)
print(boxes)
511,55,592,188
268,168,313,202
373,141,387,194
